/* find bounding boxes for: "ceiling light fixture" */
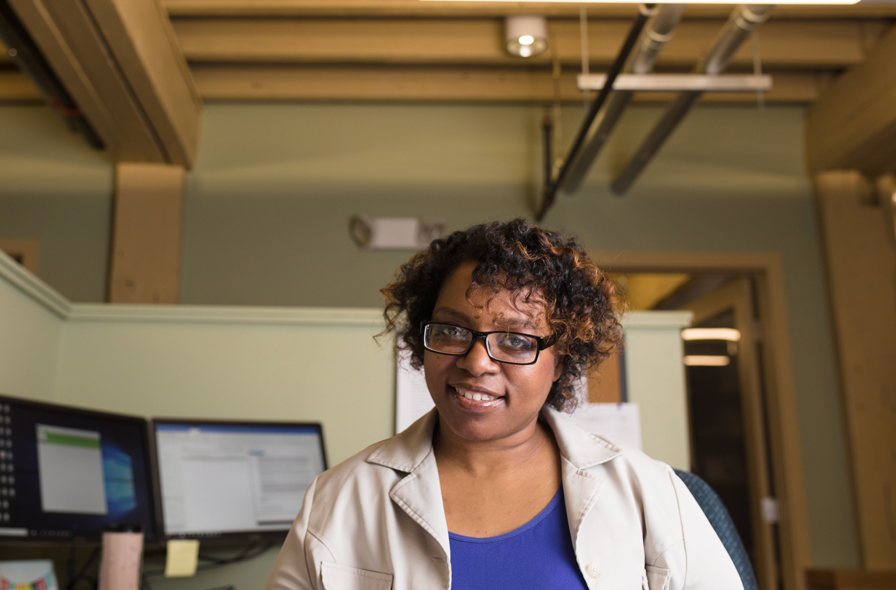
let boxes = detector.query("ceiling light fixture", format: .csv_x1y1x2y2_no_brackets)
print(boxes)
684,355,732,367
505,16,548,58
681,328,742,342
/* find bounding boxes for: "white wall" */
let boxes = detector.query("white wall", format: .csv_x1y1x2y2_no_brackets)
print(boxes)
56,305,394,466
0,250,65,402
624,311,693,471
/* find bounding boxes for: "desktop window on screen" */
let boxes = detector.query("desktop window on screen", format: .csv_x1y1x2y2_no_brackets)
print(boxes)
154,423,325,538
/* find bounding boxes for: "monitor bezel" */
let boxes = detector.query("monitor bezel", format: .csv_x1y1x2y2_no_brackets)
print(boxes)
149,417,327,545
0,393,158,546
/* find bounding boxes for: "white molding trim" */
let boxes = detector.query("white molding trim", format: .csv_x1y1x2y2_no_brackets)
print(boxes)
67,304,383,326
0,248,70,318
1,249,383,327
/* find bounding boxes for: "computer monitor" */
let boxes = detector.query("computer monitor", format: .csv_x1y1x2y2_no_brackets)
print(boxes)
0,394,157,544
150,419,327,542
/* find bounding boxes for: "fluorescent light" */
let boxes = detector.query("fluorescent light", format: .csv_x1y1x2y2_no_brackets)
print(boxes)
684,355,731,367
681,328,742,342
519,35,535,46
578,74,773,93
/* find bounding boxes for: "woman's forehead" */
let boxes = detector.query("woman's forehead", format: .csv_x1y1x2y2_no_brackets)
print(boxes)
435,262,548,327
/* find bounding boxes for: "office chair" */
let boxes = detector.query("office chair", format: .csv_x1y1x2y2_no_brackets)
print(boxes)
673,469,759,590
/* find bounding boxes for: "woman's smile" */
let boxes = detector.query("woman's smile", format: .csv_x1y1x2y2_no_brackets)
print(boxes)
449,384,504,410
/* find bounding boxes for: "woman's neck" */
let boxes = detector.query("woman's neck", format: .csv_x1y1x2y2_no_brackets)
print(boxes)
434,416,563,537
433,417,555,478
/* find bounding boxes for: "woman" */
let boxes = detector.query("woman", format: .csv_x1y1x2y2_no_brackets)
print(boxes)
267,219,744,590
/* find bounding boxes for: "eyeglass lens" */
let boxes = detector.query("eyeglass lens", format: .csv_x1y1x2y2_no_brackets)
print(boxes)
424,324,539,364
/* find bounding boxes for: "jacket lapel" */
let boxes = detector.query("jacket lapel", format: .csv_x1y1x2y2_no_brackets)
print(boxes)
366,410,451,557
544,408,624,587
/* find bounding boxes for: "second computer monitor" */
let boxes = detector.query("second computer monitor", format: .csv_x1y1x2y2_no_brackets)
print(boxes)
151,419,326,542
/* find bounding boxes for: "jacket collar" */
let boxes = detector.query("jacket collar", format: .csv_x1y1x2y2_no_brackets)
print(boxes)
366,409,439,473
542,407,623,468
365,406,623,473
365,406,625,562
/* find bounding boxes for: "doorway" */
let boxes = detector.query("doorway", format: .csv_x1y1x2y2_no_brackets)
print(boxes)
600,251,809,590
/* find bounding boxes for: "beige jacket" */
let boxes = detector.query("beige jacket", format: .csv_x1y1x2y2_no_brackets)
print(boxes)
266,408,745,590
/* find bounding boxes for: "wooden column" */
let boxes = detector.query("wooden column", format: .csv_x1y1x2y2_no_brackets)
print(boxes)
109,163,184,304
813,170,896,568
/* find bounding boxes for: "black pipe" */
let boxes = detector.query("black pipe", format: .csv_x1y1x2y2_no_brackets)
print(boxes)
610,4,772,196
536,4,655,222
0,0,104,150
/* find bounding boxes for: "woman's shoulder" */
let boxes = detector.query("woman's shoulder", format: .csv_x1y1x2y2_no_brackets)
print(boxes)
311,410,439,500
545,407,672,478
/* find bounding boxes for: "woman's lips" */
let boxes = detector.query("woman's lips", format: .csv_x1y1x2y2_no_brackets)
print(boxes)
450,386,504,409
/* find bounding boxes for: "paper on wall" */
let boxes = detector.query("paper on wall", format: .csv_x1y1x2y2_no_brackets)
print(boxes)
567,403,642,450
395,349,435,434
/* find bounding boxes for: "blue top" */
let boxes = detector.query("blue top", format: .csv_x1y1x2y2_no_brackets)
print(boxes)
448,488,590,590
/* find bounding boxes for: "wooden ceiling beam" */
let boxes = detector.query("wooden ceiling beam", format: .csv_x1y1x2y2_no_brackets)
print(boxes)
162,0,896,20
172,17,881,70
0,40,13,65
6,0,201,166
190,64,823,103
806,24,896,176
1,63,824,104
0,69,41,100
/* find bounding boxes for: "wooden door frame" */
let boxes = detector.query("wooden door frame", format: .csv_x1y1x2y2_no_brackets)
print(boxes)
592,250,810,590
683,278,778,590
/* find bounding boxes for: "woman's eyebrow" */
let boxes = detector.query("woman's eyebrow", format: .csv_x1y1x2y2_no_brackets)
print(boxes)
431,307,537,330
431,307,470,322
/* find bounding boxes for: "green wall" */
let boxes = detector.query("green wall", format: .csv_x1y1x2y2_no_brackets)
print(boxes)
0,102,859,567
0,106,113,302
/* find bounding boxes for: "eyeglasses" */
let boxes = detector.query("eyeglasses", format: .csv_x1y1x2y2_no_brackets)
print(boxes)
421,322,552,366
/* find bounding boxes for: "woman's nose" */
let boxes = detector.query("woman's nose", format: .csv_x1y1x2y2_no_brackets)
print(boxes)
456,338,499,375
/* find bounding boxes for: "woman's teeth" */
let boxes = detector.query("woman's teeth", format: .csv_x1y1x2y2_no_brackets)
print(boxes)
455,387,497,402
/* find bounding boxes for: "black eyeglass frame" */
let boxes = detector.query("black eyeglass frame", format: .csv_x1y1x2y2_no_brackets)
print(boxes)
420,322,553,366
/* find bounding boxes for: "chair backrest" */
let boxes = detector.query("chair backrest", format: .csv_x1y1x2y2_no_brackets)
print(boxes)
673,469,759,590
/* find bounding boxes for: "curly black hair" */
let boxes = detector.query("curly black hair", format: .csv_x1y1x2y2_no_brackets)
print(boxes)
381,219,624,412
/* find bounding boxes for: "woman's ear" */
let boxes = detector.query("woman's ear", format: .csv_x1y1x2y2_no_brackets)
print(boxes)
553,355,563,382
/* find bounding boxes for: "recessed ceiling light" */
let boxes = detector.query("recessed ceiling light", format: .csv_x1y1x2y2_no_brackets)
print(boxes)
505,16,548,58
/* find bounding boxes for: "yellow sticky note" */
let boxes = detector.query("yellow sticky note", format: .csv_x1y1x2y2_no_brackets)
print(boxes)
165,539,200,577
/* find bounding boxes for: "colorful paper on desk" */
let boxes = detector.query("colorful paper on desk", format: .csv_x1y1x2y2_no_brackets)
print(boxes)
0,559,59,590
165,539,200,577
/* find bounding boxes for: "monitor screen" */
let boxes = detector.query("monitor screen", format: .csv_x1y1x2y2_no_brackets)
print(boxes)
0,394,157,544
151,419,327,541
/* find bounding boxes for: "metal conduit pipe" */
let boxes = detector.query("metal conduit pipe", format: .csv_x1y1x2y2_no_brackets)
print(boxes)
610,4,773,196
536,3,656,221
560,4,685,195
